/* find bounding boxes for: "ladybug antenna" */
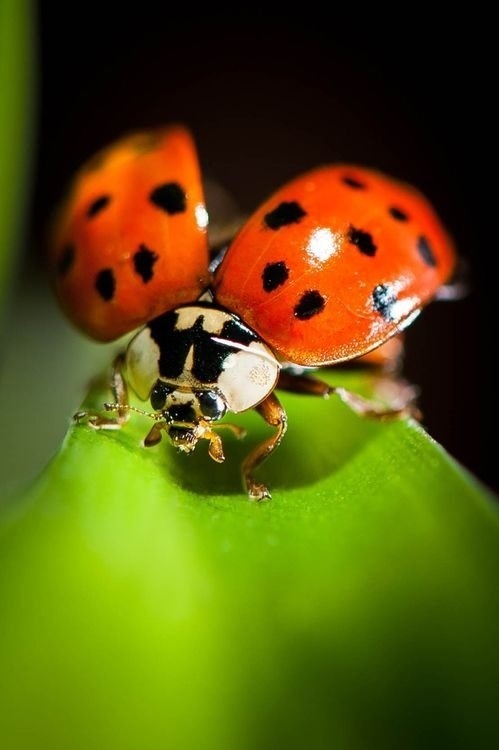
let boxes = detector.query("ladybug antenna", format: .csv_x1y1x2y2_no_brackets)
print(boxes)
103,403,162,421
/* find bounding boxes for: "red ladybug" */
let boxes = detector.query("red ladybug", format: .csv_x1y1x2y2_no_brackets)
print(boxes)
49,125,457,500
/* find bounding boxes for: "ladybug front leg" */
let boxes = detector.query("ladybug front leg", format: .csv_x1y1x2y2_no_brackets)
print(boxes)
277,370,421,420
74,352,130,429
242,393,288,502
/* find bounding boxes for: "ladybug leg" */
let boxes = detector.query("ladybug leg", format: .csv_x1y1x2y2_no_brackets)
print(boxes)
242,392,288,502
143,421,168,447
74,352,130,429
277,370,331,397
277,370,421,420
328,380,421,420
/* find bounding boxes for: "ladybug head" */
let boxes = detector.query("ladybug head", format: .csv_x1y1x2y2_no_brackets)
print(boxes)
148,380,228,455
138,380,244,464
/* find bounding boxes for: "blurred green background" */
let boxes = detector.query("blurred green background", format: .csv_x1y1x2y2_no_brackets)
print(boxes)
1,4,498,750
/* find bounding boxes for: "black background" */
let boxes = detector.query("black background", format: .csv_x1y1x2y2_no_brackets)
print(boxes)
30,8,494,493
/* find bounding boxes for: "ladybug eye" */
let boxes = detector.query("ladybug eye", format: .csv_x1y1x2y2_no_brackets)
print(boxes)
150,381,174,410
196,390,227,420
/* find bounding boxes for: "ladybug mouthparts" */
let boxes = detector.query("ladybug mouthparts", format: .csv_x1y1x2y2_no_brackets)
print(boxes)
153,387,228,454
156,410,245,466
167,425,199,454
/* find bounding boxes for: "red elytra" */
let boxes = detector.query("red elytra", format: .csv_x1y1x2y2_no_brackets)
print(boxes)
49,125,209,341
50,127,456,361
213,165,456,366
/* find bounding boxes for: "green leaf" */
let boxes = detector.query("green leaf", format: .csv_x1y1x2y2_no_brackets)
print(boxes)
0,0,36,312
1,368,498,750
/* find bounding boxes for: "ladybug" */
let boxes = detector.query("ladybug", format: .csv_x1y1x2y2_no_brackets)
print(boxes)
49,124,457,500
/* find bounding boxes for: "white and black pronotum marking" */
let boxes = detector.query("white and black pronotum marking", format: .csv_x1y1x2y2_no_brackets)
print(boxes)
126,302,280,424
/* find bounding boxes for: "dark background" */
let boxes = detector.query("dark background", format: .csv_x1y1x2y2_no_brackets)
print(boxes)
29,8,494,493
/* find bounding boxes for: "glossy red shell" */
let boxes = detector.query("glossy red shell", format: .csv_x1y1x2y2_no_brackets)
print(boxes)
213,165,456,365
50,127,457,364
49,125,209,341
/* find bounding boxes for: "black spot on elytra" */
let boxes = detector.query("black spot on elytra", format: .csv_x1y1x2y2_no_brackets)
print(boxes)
347,226,377,257
262,261,289,292
417,235,437,267
294,290,326,320
264,201,306,230
87,195,111,218
148,310,258,383
150,182,186,214
134,245,159,283
342,176,366,189
389,206,409,221
95,268,116,301
57,244,75,276
372,283,397,320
